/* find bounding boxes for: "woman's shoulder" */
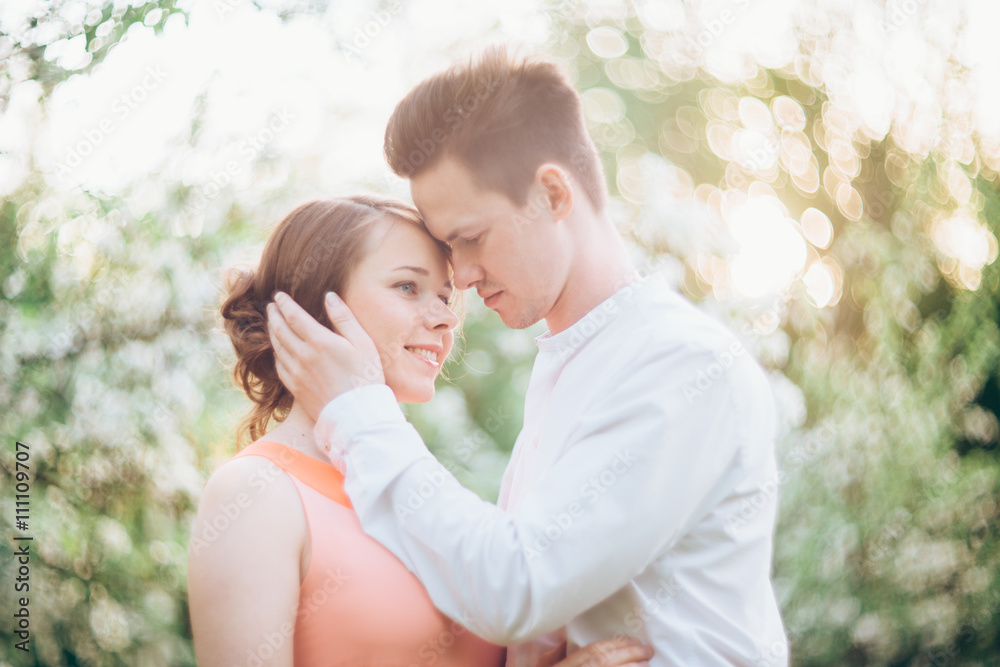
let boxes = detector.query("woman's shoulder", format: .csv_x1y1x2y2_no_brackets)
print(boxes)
187,451,307,664
193,451,307,550
201,451,301,509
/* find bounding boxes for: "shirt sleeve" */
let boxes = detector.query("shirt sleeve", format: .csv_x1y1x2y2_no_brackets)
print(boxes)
314,348,772,645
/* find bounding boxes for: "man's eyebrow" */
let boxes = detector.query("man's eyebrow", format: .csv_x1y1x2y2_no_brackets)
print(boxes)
393,266,453,291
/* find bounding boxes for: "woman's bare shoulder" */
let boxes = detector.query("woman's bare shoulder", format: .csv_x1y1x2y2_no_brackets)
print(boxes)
191,453,306,555
201,454,301,504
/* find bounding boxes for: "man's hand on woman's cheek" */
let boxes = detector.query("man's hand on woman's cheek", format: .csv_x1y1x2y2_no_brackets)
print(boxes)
266,291,384,421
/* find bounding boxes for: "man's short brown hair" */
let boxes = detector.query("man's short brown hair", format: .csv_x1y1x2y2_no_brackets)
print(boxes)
383,45,607,213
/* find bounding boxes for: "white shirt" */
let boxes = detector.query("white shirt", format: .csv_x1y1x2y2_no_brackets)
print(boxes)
315,271,788,666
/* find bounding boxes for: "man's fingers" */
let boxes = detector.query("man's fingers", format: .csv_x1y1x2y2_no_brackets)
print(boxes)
604,636,642,650
324,293,375,352
270,337,297,393
271,345,294,391
588,644,653,666
563,637,652,667
261,292,382,413
537,640,568,667
274,291,334,346
267,302,310,380
267,303,292,356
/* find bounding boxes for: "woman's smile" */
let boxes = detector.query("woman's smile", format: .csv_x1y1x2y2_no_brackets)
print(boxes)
404,345,441,367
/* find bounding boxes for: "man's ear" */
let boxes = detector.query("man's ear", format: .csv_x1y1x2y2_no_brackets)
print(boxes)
533,163,574,222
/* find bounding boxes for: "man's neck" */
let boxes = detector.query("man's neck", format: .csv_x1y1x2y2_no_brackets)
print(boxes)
544,224,637,336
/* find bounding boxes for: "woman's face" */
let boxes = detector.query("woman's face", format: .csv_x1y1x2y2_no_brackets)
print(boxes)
341,217,458,404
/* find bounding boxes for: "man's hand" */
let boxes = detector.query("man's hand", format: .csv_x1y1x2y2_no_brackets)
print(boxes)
537,636,654,667
266,291,383,421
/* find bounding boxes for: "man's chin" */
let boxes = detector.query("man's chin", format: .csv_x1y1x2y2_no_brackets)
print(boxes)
496,305,543,330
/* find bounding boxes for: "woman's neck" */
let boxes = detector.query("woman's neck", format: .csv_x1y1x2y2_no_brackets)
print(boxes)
261,401,331,465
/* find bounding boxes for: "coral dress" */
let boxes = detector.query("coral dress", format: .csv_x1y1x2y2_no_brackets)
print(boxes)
234,440,505,667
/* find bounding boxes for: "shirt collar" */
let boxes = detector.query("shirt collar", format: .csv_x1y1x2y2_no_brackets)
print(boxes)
533,270,669,357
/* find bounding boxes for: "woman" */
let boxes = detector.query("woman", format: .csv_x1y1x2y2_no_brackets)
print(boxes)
186,195,653,666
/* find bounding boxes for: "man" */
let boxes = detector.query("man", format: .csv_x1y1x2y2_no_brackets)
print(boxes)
266,45,788,666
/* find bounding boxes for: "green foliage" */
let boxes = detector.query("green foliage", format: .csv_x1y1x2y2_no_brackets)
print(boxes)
4,1,1000,665
0,0,185,98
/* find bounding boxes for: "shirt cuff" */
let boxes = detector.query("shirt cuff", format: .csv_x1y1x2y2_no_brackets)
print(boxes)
313,384,406,472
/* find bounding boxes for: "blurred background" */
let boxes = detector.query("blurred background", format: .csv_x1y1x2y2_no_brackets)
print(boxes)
1,0,999,664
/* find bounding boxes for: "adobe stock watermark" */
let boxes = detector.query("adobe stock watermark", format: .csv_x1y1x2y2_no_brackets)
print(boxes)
395,461,459,521
750,637,791,667
621,575,678,634
183,107,295,213
564,571,678,658
393,407,510,519
411,608,480,665
394,74,502,177
214,0,247,19
681,0,753,64
525,447,638,561
860,507,911,567
682,288,793,403
52,64,168,184
282,222,341,291
508,151,605,235
341,2,403,62
188,447,298,556
510,189,559,234
553,256,672,363
923,590,1000,666
682,338,748,403
725,420,836,534
859,457,960,571
240,566,351,667
737,133,779,173
879,0,929,36
441,407,512,478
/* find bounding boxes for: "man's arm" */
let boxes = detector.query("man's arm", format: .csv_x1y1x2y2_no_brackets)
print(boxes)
322,362,765,643
267,292,773,644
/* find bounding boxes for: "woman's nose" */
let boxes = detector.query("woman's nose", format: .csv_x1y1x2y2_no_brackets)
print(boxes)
426,297,459,331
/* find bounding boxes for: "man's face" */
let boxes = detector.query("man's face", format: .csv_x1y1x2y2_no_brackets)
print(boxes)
410,156,569,330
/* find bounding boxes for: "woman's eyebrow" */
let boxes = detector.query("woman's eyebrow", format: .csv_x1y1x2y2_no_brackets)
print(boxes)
392,265,429,275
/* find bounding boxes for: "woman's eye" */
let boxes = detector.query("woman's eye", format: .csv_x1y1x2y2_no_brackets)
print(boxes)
439,295,451,305
465,234,482,245
397,282,416,295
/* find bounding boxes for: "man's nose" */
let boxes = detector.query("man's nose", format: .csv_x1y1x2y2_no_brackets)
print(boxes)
451,253,483,291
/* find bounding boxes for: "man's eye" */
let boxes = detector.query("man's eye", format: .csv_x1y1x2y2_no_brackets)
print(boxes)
465,234,482,245
439,295,451,305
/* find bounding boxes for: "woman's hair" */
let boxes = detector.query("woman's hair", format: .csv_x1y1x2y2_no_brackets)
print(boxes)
220,194,458,448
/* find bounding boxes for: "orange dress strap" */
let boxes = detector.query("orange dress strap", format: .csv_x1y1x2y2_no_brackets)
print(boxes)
234,440,353,509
